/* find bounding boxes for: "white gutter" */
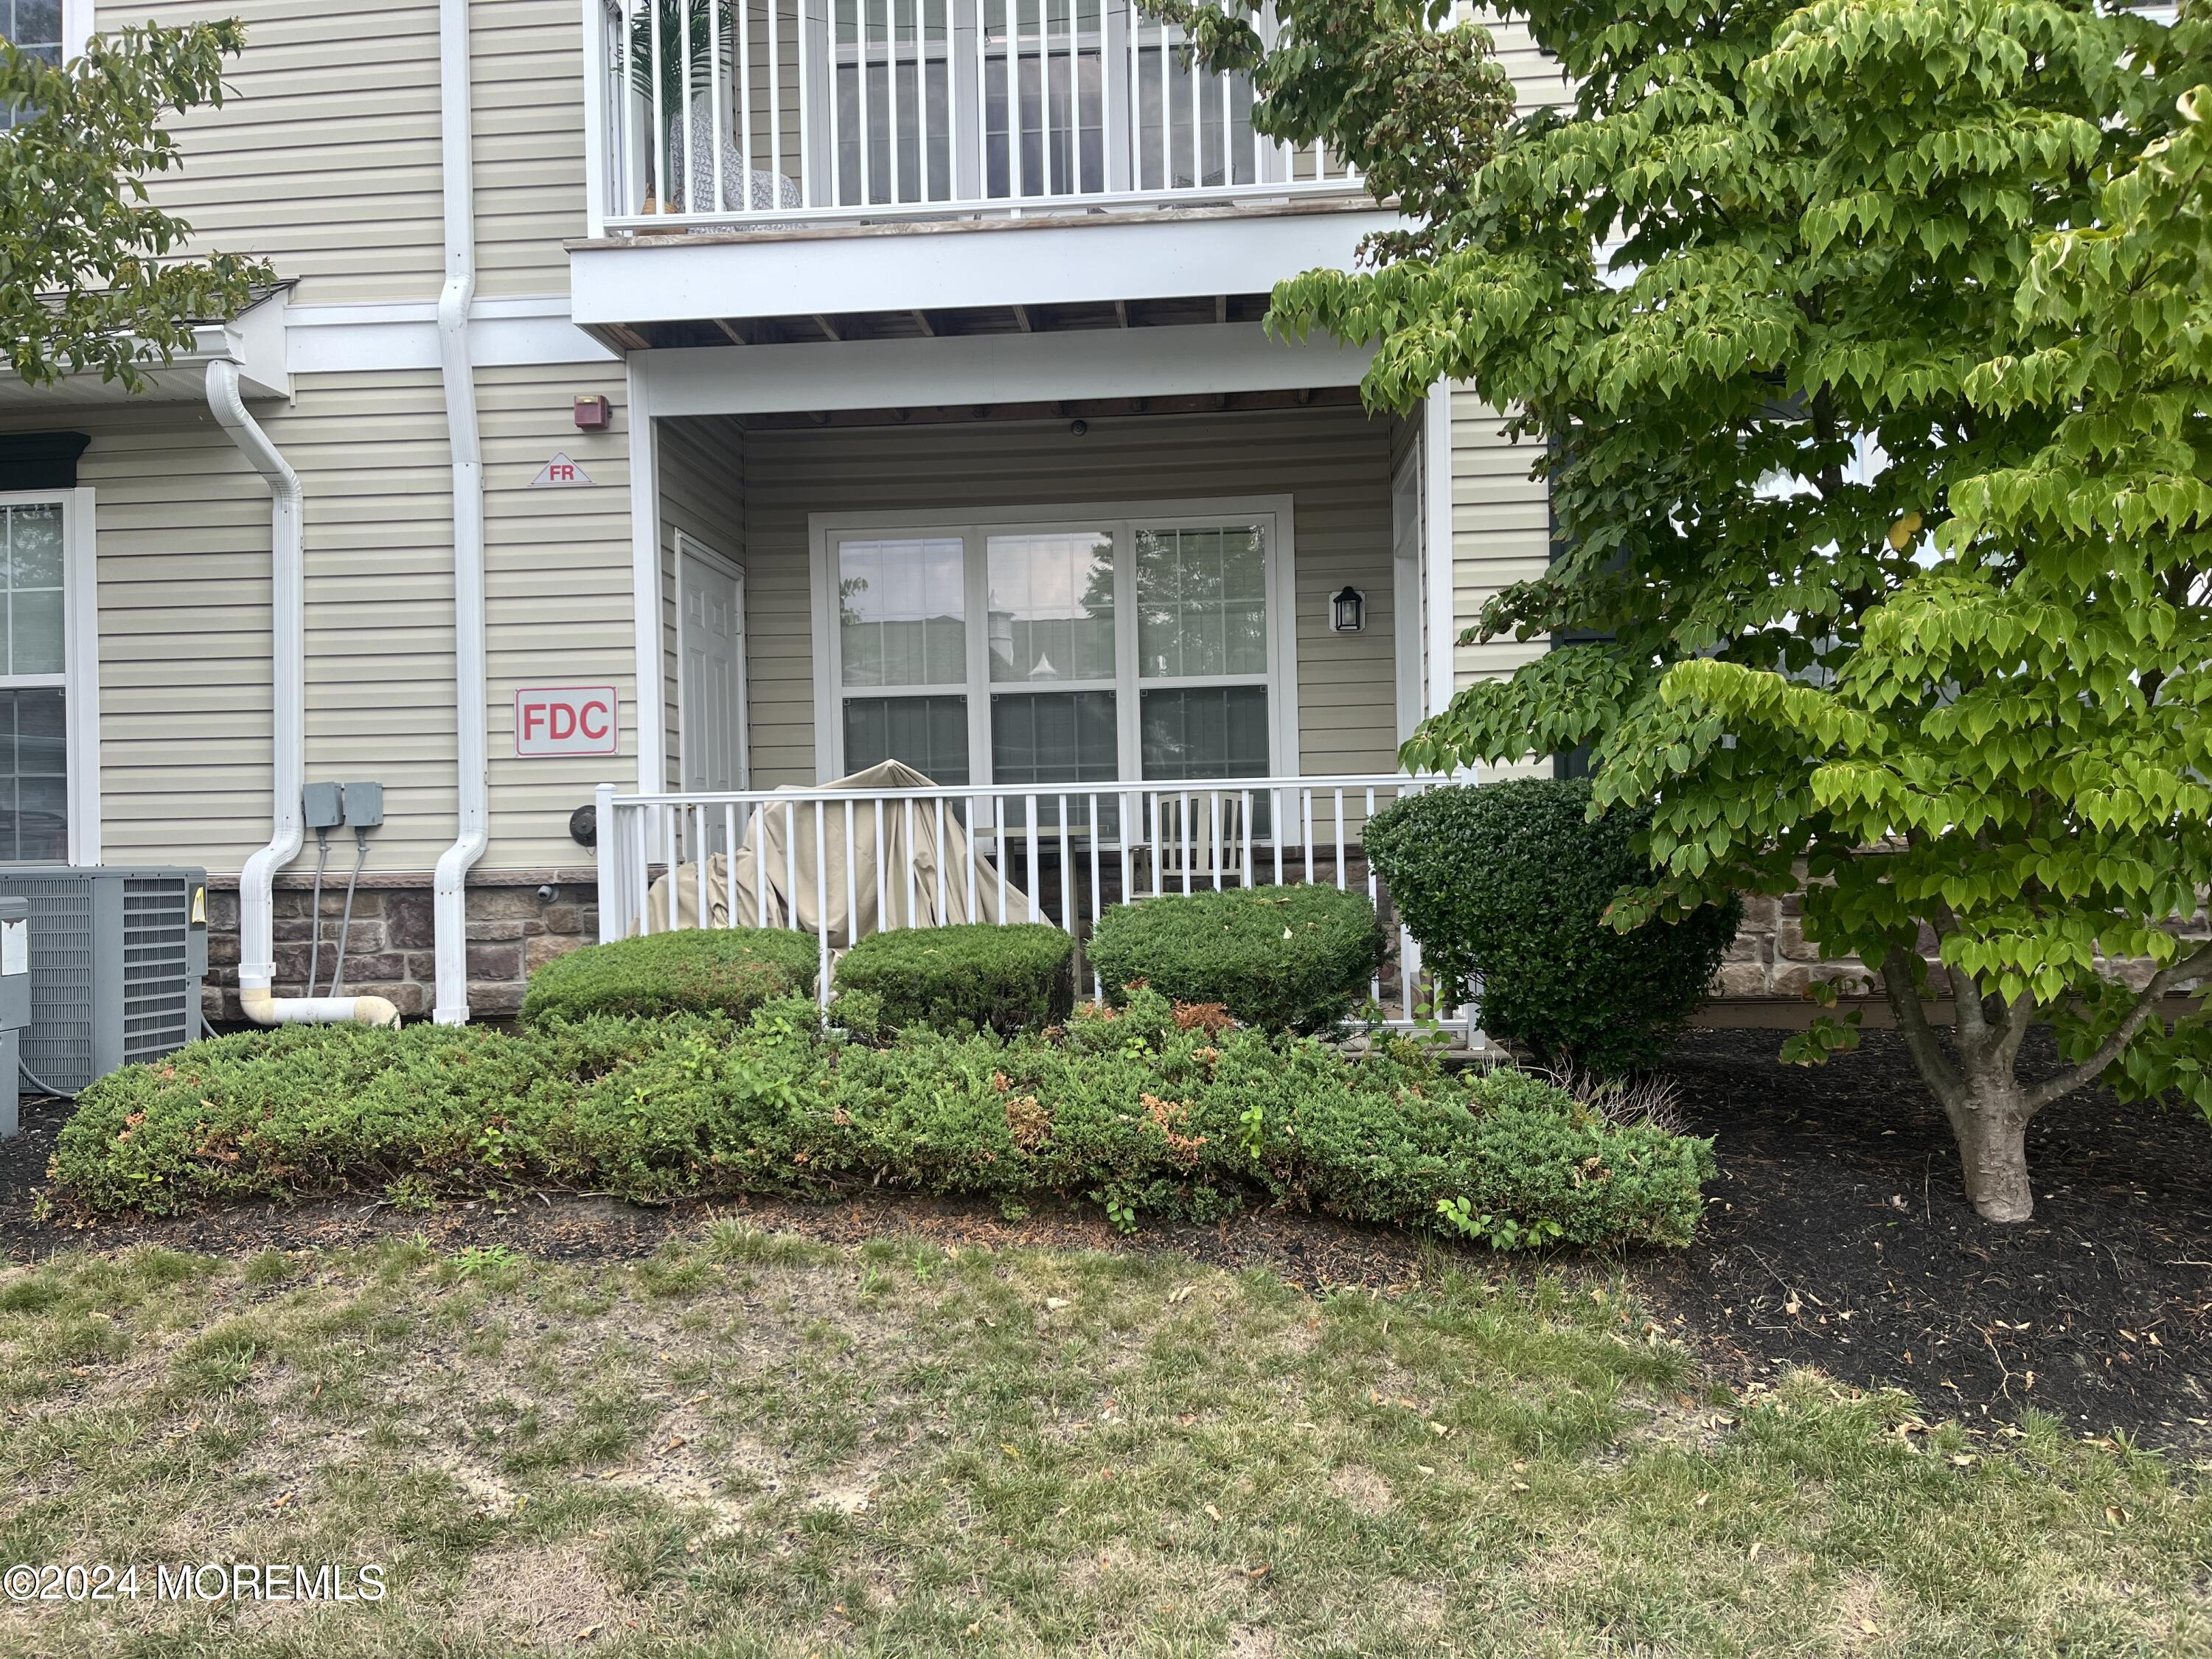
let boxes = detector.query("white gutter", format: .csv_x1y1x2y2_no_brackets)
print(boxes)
432,0,488,1025
207,360,399,1030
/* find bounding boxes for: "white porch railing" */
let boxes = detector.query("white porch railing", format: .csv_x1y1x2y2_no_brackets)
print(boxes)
588,0,1364,233
593,773,1462,1029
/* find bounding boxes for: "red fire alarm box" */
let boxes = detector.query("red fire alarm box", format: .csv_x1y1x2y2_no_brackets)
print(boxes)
573,394,612,431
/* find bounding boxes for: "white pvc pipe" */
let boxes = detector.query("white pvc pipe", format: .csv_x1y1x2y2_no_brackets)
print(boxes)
207,360,399,1032
433,0,488,1025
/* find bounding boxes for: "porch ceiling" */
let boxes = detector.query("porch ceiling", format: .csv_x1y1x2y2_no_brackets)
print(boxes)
593,291,1275,354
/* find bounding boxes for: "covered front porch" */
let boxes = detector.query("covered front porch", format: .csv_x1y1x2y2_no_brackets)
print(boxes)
608,364,1464,1020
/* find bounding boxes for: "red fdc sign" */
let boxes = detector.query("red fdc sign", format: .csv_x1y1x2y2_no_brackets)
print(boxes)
515,686,619,757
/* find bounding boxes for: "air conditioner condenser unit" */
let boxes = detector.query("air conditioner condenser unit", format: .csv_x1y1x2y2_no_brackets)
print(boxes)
0,866,209,1096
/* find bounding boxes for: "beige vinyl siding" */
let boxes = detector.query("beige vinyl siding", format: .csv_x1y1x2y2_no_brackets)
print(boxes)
274,370,459,869
18,407,276,873
656,418,748,790
474,0,594,299
481,361,640,866
735,405,1398,787
1448,391,1549,689
1479,10,1576,114
104,1,445,306
0,363,634,877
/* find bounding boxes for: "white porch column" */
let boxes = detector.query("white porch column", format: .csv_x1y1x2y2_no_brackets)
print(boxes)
1422,379,1456,717
627,358,667,795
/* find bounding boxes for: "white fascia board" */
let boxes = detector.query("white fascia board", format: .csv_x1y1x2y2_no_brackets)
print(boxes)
0,288,291,407
571,207,1403,327
285,295,617,375
643,323,1377,419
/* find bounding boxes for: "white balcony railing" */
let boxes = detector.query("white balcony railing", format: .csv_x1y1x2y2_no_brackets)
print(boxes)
593,773,1461,1029
588,0,1364,234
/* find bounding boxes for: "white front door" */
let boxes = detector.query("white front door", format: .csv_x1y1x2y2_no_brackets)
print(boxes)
678,537,745,799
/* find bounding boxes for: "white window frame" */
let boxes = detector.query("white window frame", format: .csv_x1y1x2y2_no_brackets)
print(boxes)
809,494,1299,785
63,1,95,59
0,486,100,866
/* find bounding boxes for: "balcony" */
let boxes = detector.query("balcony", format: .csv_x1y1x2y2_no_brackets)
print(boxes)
574,0,1395,344
590,0,1363,232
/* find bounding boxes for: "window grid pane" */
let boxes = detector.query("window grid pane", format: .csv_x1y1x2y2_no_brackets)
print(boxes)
1141,685,1270,782
843,695,970,785
990,690,1118,786
838,537,967,688
1135,524,1267,680
0,689,68,861
1,501,65,678
1,2,64,129
987,530,1115,684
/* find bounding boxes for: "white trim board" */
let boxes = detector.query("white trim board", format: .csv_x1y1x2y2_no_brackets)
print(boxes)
808,495,1301,786
285,296,618,376
643,324,1374,419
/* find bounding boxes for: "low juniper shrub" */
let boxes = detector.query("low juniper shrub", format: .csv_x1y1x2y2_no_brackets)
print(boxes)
52,991,1712,1248
520,927,819,1025
1085,884,1385,1032
832,921,1074,1037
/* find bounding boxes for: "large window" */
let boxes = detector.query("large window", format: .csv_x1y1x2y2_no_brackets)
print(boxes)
0,497,73,861
819,501,1294,793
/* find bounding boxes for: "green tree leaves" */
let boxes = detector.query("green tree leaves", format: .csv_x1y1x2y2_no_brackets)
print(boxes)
1188,0,2212,1217
1,23,272,389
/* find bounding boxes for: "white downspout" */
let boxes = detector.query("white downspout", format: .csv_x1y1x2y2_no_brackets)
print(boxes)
208,360,400,1030
432,0,488,1024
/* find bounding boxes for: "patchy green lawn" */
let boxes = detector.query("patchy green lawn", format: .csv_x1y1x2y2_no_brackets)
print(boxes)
0,1226,2202,1657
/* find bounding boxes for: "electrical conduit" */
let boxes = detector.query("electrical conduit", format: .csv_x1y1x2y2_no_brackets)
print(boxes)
432,0,488,1024
207,360,400,1029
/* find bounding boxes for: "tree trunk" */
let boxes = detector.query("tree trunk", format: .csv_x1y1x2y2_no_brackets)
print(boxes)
1946,1090,2034,1222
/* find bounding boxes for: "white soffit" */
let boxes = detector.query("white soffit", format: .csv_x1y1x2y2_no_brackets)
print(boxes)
642,323,1377,418
571,206,1402,327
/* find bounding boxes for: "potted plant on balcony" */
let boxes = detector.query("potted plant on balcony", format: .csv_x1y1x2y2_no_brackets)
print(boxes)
627,0,716,217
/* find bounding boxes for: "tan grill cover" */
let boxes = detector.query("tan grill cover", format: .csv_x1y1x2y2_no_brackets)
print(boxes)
641,760,1034,943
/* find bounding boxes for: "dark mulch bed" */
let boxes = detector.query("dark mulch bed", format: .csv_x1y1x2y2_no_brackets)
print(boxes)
0,1025,2206,1450
1642,1027,2212,1450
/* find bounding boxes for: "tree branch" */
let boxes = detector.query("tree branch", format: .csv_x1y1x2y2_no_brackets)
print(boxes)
2022,943,2212,1113
1883,945,1964,1110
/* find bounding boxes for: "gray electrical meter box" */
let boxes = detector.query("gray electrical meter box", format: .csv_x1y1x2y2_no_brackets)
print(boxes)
0,897,27,1138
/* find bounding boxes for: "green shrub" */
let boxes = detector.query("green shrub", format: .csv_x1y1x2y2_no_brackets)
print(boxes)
1364,779,1742,1075
49,992,1711,1248
832,922,1073,1037
521,927,818,1025
1085,884,1384,1032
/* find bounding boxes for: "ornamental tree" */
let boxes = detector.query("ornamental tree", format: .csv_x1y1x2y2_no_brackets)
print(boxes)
1175,0,2212,1220
1,22,271,389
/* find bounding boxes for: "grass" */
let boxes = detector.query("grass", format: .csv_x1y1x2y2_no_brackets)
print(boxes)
0,1228,2203,1657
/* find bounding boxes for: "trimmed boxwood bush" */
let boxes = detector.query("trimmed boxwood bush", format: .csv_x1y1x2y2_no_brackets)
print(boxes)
49,990,1713,1248
1364,779,1742,1074
521,927,818,1025
833,922,1074,1037
1086,884,1385,1032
